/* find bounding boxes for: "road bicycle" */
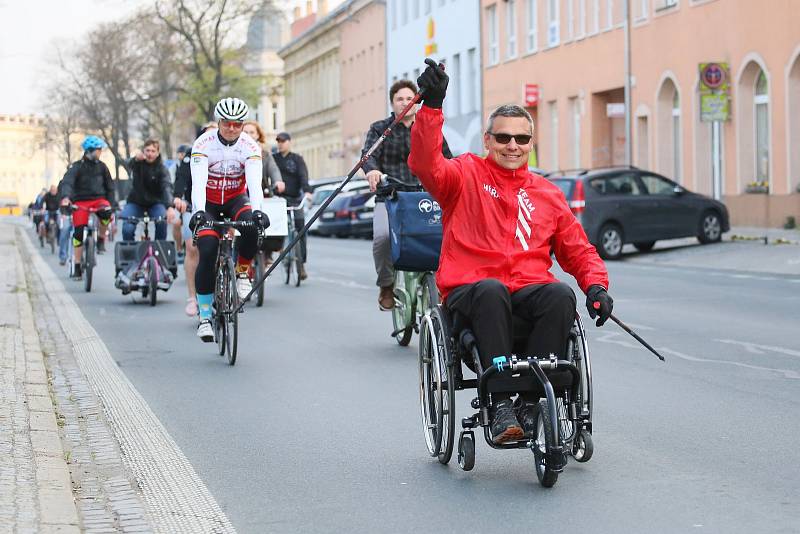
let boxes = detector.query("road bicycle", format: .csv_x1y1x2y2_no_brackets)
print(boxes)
283,196,309,287
67,205,104,293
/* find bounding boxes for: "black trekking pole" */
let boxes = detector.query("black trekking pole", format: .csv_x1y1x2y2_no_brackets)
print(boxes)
609,313,665,362
235,88,429,313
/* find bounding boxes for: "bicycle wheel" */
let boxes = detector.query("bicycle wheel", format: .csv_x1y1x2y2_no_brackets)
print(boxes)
147,257,158,307
291,258,301,287
83,234,94,293
215,269,227,356
284,249,292,285
224,257,238,365
419,272,439,316
392,271,413,346
255,252,265,307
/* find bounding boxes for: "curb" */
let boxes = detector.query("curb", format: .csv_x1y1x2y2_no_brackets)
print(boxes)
18,227,237,533
12,227,81,533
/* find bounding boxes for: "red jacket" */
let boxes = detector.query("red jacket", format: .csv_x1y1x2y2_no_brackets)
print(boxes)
408,106,608,300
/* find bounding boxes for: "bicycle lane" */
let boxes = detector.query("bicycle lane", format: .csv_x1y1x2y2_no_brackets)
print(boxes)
15,221,236,533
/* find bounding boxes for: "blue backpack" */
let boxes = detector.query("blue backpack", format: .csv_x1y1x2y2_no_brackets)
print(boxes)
386,191,443,272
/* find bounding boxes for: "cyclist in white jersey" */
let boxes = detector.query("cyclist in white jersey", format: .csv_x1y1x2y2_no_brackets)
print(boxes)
189,97,269,342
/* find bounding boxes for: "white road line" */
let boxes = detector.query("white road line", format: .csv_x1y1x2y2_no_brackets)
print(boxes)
22,232,236,533
595,331,800,379
715,339,800,358
313,275,374,291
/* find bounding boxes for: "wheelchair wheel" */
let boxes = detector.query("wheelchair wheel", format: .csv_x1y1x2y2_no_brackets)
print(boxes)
418,306,456,463
532,399,561,488
419,272,439,316
572,429,594,463
457,432,475,471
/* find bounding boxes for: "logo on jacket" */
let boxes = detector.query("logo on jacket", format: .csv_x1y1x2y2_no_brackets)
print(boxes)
515,189,535,251
483,183,499,199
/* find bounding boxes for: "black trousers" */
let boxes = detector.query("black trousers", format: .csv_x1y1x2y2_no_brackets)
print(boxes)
446,279,576,376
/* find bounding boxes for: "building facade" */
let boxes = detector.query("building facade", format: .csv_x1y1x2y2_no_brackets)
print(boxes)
0,114,56,208
340,0,387,164
279,2,348,180
386,0,483,155
246,3,291,147
481,0,800,227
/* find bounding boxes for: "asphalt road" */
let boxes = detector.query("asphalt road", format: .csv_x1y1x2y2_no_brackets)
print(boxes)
33,231,800,533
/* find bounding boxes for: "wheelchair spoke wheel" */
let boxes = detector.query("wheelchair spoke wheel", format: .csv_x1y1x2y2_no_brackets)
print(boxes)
532,399,561,488
419,273,439,316
418,315,441,457
431,307,455,465
225,258,238,366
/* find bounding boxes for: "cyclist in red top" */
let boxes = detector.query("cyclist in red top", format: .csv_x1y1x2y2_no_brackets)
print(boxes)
60,136,116,280
410,59,614,444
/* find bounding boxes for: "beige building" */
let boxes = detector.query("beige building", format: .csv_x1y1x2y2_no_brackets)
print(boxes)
280,1,346,180
482,0,800,227
0,114,57,208
340,0,387,163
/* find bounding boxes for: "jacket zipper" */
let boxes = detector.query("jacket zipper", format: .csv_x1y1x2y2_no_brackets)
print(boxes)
505,169,517,287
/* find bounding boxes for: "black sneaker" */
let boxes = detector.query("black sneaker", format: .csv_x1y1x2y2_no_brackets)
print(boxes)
71,264,82,280
513,398,538,438
490,399,524,444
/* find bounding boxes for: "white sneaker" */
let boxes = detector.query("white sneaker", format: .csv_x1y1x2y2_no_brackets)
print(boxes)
236,273,252,300
197,319,214,342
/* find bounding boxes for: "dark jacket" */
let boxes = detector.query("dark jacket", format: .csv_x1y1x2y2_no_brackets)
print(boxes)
274,151,311,203
60,156,115,204
361,113,453,201
173,155,192,204
125,156,172,207
43,192,60,211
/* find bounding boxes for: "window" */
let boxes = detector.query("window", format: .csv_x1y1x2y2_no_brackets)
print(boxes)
589,174,642,195
413,0,419,19
591,0,600,33
526,0,538,53
467,48,477,112
391,0,397,29
549,101,559,168
487,5,499,65
640,173,677,195
506,0,518,58
451,54,462,114
576,0,586,38
672,92,681,182
547,0,560,47
566,0,574,40
635,0,648,19
401,0,408,25
754,70,770,183
424,0,431,14
605,0,614,29
570,97,581,167
657,0,678,9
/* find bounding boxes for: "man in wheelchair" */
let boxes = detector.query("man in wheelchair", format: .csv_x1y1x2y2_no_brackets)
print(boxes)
409,59,614,444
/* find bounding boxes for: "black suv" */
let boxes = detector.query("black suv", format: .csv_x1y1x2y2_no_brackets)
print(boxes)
546,167,730,260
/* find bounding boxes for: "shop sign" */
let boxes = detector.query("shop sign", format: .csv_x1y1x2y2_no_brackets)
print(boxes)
524,84,539,106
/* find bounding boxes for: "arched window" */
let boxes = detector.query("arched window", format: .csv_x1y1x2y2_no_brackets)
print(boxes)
754,71,770,184
789,51,800,192
656,76,681,182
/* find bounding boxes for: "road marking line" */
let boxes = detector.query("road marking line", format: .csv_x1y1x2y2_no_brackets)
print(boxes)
21,231,236,533
714,339,800,358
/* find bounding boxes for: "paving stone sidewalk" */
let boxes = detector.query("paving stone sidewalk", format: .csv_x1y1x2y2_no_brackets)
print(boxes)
1,226,80,533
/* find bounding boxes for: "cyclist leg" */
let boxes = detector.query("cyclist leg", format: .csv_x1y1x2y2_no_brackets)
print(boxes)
194,225,221,331
229,196,257,299
94,200,113,252
120,202,143,241
372,202,394,308
148,203,168,240
182,212,198,316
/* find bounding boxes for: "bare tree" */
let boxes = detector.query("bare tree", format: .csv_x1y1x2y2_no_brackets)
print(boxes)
154,0,261,122
42,84,82,170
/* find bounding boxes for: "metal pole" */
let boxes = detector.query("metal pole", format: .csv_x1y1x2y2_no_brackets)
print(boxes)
624,0,632,166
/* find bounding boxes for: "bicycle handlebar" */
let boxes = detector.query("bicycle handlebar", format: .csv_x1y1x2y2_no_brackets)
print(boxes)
117,216,168,224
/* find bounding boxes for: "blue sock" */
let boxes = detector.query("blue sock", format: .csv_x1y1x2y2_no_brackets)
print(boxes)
197,294,213,320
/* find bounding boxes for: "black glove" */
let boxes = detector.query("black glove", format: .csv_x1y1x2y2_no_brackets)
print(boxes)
189,210,209,232
252,209,270,230
586,285,613,327
416,58,448,109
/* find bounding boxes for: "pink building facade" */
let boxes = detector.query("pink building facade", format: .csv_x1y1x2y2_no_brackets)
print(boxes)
481,0,800,227
340,0,387,164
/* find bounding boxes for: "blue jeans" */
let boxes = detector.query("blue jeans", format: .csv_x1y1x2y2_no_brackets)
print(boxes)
58,216,72,262
121,202,167,241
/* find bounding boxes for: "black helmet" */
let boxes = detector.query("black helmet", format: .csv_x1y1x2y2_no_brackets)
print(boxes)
177,144,191,155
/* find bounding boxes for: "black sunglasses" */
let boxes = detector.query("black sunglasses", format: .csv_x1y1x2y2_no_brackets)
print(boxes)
487,132,532,145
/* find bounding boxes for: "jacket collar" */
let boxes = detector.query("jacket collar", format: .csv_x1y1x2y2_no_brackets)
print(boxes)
484,155,530,187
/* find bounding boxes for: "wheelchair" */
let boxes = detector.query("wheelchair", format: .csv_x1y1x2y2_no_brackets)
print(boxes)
417,304,594,488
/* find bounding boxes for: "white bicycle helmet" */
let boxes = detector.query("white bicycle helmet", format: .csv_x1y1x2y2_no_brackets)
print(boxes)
214,97,249,121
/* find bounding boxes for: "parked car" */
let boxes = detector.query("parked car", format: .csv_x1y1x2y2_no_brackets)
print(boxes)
546,167,730,260
316,184,375,238
307,179,368,235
